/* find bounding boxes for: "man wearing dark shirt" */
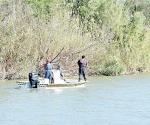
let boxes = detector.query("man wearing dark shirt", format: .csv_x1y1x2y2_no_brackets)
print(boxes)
77,55,88,82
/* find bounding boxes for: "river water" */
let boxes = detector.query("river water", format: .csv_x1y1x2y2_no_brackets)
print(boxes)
0,74,150,125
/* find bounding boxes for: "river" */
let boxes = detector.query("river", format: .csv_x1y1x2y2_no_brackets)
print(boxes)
0,74,150,125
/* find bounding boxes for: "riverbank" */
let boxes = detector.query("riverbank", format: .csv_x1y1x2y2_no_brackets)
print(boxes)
1,0,150,80
1,68,150,81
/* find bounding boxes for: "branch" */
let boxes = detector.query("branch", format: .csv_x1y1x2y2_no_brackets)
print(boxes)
72,41,100,54
50,47,64,63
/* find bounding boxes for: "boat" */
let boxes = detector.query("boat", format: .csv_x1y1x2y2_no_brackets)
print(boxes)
17,70,86,88
17,78,86,88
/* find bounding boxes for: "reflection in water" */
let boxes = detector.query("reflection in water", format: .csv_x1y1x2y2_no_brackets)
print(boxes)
1,74,150,125
52,88,63,94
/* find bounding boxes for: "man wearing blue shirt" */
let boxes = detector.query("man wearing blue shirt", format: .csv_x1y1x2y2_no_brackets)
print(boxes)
45,60,53,83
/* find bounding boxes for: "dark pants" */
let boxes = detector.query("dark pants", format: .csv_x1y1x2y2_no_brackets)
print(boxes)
29,80,38,88
79,67,86,82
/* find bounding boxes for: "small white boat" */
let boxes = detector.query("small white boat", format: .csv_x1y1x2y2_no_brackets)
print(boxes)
17,78,86,88
17,70,86,88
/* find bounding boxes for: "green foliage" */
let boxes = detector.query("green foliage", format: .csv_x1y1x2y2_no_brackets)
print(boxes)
100,60,124,76
26,0,54,20
1,0,150,79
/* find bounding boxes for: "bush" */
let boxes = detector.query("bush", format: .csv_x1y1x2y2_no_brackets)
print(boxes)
100,60,124,76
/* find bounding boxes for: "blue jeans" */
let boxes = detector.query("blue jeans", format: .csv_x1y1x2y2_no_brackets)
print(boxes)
45,70,53,83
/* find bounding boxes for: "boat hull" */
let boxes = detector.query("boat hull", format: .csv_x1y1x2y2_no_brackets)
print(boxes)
47,81,85,88
17,79,86,88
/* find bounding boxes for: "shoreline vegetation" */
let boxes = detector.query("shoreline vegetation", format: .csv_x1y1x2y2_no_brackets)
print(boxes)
0,0,150,80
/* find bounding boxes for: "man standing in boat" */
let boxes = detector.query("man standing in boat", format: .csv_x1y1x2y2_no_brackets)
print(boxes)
45,60,53,83
77,55,88,82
